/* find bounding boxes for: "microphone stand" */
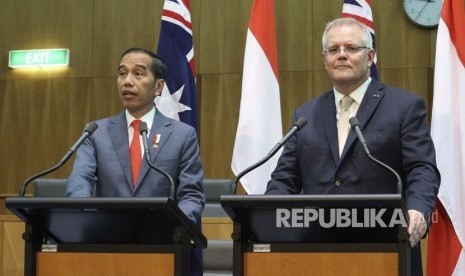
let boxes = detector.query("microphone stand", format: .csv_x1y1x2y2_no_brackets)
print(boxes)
233,117,307,194
19,122,98,197
139,121,176,201
349,117,403,194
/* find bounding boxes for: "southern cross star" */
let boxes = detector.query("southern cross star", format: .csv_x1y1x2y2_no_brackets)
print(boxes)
154,84,191,121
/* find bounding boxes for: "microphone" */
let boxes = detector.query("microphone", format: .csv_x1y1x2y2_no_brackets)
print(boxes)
139,121,176,201
232,117,307,194
349,117,402,194
19,122,98,197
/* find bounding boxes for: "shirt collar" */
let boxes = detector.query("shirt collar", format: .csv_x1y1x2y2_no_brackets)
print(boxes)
334,77,372,106
125,106,156,131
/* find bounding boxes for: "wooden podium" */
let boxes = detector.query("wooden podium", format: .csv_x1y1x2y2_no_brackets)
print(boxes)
221,194,410,276
5,197,207,276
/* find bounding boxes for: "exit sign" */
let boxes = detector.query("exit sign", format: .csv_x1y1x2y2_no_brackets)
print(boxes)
9,49,70,68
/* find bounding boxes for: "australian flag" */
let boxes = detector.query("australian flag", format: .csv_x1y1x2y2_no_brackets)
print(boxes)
342,0,378,80
156,0,198,132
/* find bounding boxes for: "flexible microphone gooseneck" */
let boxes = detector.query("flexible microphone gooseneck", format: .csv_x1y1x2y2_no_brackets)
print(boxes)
232,117,308,194
139,121,176,201
349,117,402,194
19,122,98,197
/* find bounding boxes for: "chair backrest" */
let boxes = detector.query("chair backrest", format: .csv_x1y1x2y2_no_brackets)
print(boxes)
203,179,233,202
33,178,67,197
202,179,233,217
203,240,233,275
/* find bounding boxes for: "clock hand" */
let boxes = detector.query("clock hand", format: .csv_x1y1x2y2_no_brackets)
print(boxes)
414,1,429,22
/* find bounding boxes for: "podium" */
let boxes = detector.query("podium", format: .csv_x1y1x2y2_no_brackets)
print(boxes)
6,197,207,276
221,194,410,276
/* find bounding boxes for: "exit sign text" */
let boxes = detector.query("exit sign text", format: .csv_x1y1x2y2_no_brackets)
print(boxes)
9,49,70,68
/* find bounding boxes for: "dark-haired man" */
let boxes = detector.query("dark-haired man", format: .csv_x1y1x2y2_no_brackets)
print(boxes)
67,47,205,275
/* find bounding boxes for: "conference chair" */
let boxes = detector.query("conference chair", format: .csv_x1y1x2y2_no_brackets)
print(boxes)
202,179,234,276
33,178,67,197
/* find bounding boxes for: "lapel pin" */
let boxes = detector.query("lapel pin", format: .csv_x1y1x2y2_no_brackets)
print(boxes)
373,94,380,98
153,134,161,149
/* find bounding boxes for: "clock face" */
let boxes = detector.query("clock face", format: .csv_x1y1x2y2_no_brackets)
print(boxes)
403,0,443,28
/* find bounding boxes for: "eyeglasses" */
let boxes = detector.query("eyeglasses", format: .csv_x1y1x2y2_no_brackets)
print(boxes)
324,46,370,56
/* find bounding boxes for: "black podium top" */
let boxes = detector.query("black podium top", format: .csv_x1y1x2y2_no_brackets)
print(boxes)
6,197,207,248
221,194,408,244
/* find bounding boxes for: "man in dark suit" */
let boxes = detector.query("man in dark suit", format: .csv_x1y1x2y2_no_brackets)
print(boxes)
67,47,205,275
266,18,440,276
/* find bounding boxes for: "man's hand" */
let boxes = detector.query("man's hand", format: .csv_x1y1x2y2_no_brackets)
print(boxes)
407,209,427,247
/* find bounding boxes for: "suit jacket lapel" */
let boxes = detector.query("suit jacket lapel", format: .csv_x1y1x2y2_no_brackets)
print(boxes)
342,80,385,160
109,112,133,188
320,91,339,165
356,80,384,128
135,110,173,189
149,111,173,162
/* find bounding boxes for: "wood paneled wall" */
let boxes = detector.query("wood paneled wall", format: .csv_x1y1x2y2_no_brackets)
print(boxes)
0,0,439,197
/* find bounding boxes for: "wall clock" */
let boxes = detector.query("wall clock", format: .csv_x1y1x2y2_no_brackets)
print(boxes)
403,0,443,28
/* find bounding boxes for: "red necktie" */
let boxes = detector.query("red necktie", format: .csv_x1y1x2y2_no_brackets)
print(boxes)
130,120,142,186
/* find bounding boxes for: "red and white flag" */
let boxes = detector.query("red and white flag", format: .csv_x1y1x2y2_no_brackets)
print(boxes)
231,0,282,194
427,0,465,275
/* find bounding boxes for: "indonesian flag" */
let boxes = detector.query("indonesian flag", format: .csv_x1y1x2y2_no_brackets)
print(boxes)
427,0,465,275
231,0,282,194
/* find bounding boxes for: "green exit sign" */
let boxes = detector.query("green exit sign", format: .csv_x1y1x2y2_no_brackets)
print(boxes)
9,49,70,68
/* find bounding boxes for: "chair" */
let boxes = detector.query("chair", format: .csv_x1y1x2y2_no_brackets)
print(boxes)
202,179,234,275
203,240,234,276
202,179,233,217
33,178,67,197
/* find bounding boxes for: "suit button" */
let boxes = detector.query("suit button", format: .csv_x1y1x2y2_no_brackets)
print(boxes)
335,180,341,187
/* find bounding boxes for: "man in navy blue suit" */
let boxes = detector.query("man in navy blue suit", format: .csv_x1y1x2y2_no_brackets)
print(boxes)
266,18,440,276
67,48,205,275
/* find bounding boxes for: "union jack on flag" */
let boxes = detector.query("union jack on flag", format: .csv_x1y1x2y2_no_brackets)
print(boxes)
342,0,378,79
155,0,198,131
